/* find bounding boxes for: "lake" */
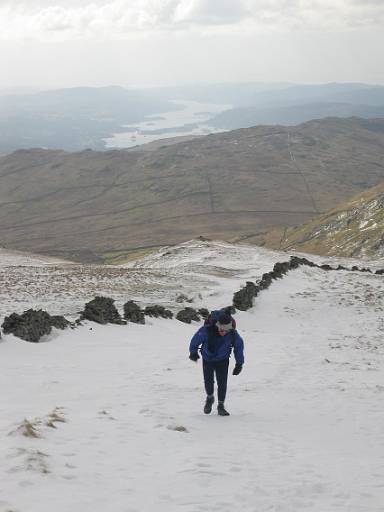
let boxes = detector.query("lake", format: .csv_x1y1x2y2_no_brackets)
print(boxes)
103,99,231,149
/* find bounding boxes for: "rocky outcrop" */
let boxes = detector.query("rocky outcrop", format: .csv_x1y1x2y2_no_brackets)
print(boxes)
232,255,383,312
50,315,71,330
1,253,382,343
144,305,173,319
233,281,259,311
176,294,194,303
123,301,145,324
80,296,125,325
176,307,201,324
1,309,70,343
198,308,210,320
261,182,384,258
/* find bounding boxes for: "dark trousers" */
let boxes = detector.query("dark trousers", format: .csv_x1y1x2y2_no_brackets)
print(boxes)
203,359,229,403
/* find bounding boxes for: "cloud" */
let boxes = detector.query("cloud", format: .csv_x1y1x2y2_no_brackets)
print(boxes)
174,0,247,25
1,0,384,42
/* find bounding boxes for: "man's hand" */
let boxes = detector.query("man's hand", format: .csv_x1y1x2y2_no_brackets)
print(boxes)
189,352,200,362
232,364,242,375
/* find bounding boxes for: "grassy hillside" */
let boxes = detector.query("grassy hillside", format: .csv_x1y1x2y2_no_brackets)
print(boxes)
247,182,384,257
1,117,384,262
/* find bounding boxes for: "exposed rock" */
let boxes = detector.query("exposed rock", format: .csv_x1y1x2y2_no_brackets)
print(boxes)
272,261,291,277
123,301,145,324
144,305,173,319
198,308,210,320
258,182,384,258
176,294,194,303
176,307,200,324
233,281,258,311
288,256,302,269
258,273,273,290
2,309,52,342
289,256,316,268
80,296,125,325
50,315,71,330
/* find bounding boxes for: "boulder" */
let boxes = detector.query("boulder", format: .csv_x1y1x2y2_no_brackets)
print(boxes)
50,315,71,330
289,256,303,269
176,294,194,303
123,301,145,324
198,308,210,320
289,256,316,268
176,307,200,324
233,281,258,311
272,261,291,277
81,296,125,325
258,273,273,290
144,305,173,319
2,309,53,343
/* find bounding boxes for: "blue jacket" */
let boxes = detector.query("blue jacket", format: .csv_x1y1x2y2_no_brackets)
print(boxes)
189,325,244,364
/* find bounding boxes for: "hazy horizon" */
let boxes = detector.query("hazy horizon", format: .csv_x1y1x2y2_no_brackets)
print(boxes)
3,80,384,96
2,1,384,90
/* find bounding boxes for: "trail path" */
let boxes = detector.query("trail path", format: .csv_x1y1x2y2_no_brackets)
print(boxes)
1,259,383,511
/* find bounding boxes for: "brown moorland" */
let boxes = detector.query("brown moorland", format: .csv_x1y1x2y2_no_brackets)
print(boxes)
0,117,383,262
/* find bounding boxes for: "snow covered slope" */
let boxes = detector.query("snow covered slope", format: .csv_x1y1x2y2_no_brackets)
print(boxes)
0,240,383,512
0,240,286,319
0,247,73,267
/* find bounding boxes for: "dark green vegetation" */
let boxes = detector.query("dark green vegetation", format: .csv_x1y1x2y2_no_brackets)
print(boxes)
1,117,384,262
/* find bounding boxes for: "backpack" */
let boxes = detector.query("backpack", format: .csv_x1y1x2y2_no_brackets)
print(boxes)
204,308,236,353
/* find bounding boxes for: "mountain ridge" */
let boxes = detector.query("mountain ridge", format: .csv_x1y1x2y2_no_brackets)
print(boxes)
1,116,384,262
248,182,384,258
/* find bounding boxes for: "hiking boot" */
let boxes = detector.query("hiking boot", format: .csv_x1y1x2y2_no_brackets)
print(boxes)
204,395,214,414
217,402,230,416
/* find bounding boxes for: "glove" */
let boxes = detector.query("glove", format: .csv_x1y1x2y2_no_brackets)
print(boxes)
232,364,242,375
189,352,200,362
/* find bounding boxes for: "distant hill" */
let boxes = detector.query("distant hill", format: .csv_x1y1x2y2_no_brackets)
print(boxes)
208,82,384,129
2,82,384,154
235,83,384,109
244,182,384,258
0,86,179,152
150,82,384,108
210,102,384,130
0,117,384,262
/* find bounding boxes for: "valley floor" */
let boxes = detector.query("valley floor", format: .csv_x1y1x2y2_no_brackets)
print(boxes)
0,245,383,511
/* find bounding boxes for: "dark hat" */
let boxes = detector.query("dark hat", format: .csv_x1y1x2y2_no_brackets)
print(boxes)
218,312,231,324
216,312,232,331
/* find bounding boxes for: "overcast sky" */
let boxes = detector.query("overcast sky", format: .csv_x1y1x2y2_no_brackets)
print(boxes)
1,0,384,90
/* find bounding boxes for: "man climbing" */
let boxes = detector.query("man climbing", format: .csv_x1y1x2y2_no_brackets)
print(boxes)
189,309,244,416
